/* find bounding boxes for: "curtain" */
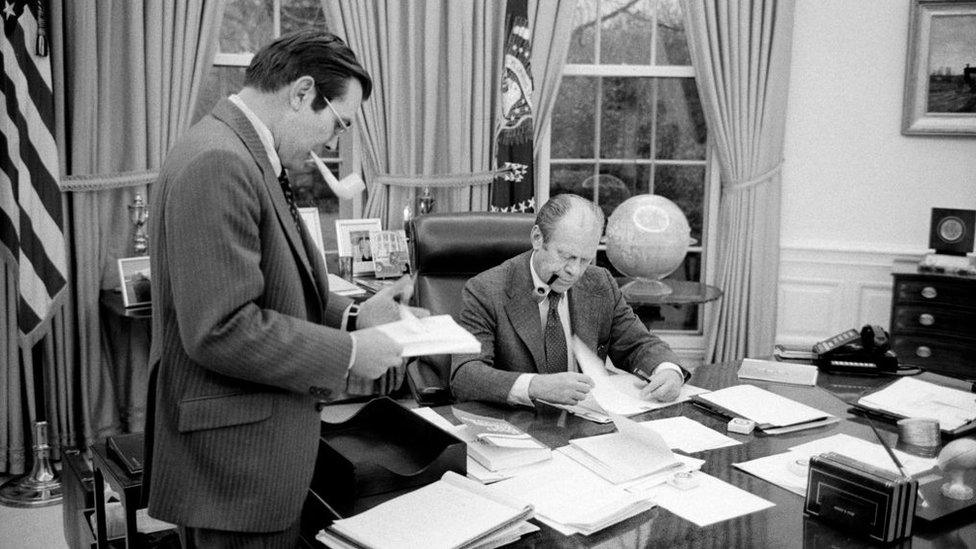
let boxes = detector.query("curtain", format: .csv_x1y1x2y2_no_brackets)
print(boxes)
682,0,796,362
526,0,575,201
29,0,224,454
323,0,507,230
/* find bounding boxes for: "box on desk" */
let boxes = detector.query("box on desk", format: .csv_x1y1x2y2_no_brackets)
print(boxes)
307,397,466,519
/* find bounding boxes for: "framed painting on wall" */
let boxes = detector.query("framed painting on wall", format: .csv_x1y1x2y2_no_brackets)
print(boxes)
903,0,976,135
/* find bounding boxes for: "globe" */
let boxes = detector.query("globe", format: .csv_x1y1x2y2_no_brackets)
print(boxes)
605,195,691,297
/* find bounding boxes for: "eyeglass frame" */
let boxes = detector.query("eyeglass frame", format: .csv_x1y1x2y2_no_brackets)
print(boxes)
320,91,351,137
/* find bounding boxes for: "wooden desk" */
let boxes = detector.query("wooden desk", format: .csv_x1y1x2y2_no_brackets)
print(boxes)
306,364,976,547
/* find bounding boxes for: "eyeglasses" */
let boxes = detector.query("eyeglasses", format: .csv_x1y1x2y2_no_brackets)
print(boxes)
322,94,351,136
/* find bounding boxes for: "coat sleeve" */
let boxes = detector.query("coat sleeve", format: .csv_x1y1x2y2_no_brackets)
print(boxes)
163,151,353,394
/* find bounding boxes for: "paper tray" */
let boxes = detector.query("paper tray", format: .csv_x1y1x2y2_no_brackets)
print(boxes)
308,397,466,518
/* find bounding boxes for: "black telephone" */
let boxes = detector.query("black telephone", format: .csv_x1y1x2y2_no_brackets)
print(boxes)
813,325,899,374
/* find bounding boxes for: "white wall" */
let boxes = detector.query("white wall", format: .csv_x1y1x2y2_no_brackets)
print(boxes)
778,0,976,347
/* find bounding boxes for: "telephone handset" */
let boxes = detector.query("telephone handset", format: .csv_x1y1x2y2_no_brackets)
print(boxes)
813,325,899,374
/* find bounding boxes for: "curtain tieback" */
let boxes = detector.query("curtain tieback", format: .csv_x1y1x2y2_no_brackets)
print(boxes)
727,161,783,191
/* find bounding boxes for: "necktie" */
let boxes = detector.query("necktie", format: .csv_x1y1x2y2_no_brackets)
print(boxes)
543,291,568,374
278,170,303,237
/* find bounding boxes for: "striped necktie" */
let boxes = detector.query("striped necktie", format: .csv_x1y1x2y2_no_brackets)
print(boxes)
278,170,303,236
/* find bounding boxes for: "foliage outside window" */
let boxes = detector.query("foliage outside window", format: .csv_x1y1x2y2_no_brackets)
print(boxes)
193,0,358,258
548,0,714,333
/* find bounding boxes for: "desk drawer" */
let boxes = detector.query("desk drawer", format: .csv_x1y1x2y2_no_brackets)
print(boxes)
893,277,976,307
891,335,976,379
891,306,976,339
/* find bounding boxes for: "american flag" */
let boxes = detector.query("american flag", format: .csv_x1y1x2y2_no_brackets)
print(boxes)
1,0,67,347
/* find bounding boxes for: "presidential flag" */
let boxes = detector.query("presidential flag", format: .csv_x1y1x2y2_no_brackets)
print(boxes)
1,0,67,347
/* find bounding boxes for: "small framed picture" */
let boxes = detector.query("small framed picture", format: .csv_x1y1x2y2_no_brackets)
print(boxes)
335,218,382,275
117,256,152,308
369,229,411,278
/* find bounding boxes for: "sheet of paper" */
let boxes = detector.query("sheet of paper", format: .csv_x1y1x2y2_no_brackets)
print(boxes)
789,433,938,477
376,314,480,357
639,416,741,453
697,384,831,427
733,451,809,497
564,413,678,483
738,358,818,386
644,471,775,527
326,274,366,297
858,377,976,431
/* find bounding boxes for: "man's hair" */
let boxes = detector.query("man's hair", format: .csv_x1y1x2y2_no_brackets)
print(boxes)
244,29,373,111
535,193,605,242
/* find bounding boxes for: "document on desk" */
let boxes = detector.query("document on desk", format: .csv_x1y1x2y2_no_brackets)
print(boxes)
856,377,976,432
569,336,708,418
643,471,774,527
326,274,366,297
488,451,654,536
693,384,837,432
639,416,741,453
375,314,480,357
562,413,681,484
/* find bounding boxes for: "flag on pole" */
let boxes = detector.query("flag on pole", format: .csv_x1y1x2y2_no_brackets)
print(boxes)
1,0,67,348
490,0,534,212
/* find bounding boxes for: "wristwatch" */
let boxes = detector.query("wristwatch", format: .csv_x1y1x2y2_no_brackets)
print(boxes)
346,304,360,331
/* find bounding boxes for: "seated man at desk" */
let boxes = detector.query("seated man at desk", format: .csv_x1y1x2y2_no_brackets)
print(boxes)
451,194,689,406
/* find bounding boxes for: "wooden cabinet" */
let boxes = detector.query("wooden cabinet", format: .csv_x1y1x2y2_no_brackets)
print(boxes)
890,267,976,379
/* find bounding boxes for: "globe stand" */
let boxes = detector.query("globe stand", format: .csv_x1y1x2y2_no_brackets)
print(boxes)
620,278,673,298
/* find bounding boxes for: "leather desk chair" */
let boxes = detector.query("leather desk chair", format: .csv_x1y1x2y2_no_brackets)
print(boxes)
406,212,535,405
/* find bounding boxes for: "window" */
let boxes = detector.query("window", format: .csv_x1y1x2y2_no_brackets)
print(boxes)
193,0,362,258
543,0,717,341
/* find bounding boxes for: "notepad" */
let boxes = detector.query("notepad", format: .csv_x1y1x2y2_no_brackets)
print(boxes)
319,471,535,549
375,314,480,357
738,358,818,386
855,377,976,433
563,413,681,484
452,409,551,472
692,384,838,434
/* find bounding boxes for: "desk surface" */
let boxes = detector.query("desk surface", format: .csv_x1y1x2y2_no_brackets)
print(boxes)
427,364,976,548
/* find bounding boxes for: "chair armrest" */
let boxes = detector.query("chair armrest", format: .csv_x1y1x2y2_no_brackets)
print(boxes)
405,359,453,406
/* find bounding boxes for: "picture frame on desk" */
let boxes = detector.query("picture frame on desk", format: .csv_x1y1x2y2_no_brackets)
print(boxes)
335,218,382,275
117,256,151,308
902,0,976,136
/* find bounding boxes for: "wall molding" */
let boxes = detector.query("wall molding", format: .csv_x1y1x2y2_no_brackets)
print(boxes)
776,245,925,349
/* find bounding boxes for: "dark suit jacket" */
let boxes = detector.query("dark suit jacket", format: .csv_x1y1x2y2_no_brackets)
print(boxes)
146,99,354,532
451,251,687,403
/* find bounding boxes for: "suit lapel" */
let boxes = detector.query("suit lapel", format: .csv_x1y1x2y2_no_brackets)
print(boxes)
211,99,324,312
568,274,603,353
504,253,546,372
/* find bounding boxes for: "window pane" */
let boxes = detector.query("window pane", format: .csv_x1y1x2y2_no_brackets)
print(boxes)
653,164,704,242
567,1,597,64
597,164,651,218
220,0,273,54
600,0,654,65
550,163,596,201
193,66,247,124
655,78,705,160
551,77,597,158
601,77,654,159
282,0,327,35
655,0,690,65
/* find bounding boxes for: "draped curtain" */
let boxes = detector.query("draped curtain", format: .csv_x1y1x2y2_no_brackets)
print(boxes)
0,0,223,470
681,0,795,362
322,0,506,230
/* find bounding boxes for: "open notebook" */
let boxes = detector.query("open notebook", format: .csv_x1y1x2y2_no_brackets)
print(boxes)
375,314,480,357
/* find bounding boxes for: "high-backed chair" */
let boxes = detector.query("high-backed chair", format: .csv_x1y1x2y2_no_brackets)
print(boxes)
406,212,535,405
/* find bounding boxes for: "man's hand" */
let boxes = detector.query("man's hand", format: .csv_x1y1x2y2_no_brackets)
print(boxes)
638,368,683,402
358,276,430,328
348,328,404,379
528,373,594,405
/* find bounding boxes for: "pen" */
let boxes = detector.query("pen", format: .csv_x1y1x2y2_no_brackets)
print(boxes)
866,418,929,508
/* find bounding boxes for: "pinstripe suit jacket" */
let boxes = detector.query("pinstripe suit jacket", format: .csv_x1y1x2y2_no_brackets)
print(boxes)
146,99,354,532
450,251,687,403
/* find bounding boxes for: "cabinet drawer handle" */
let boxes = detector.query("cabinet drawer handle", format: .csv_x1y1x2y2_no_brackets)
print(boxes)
918,313,935,326
915,346,932,358
920,286,937,299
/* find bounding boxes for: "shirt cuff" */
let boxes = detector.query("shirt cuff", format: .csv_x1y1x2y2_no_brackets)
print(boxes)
345,332,358,380
653,361,684,381
506,373,536,406
341,303,359,331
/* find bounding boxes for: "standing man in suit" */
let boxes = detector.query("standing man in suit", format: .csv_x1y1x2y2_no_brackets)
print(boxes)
146,30,421,547
451,194,688,406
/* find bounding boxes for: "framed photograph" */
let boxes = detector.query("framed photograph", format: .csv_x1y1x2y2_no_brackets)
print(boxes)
903,0,976,135
335,218,382,275
117,256,151,308
369,229,411,278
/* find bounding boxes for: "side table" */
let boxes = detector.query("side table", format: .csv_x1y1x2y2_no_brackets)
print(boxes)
90,442,142,548
617,278,723,328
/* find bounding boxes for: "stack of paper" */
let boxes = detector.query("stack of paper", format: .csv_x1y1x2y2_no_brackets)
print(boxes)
317,471,537,549
856,377,976,432
642,471,775,527
375,315,480,357
488,452,654,536
692,384,839,434
327,274,366,297
452,409,552,472
737,358,818,386
562,414,680,484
